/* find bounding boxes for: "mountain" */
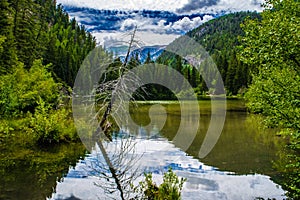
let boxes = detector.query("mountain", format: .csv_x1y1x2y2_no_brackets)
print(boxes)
107,45,166,63
157,11,261,95
131,45,166,63
186,11,261,53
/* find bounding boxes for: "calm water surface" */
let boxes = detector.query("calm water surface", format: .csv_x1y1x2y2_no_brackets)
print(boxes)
52,100,286,200
0,100,286,199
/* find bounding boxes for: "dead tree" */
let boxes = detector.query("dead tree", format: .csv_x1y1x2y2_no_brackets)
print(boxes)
90,26,144,200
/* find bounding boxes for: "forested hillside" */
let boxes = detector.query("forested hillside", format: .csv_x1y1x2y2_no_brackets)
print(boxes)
0,0,96,86
157,11,260,95
0,0,96,144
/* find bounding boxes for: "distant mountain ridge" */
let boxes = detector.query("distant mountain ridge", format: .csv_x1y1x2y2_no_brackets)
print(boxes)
107,45,166,63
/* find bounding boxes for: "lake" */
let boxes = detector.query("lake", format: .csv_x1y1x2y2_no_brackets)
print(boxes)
0,100,286,199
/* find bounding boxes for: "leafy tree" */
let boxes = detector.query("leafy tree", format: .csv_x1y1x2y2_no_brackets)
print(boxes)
0,36,5,54
239,0,300,198
0,0,96,145
0,0,96,84
43,9,96,86
29,98,77,145
0,59,59,117
239,0,299,73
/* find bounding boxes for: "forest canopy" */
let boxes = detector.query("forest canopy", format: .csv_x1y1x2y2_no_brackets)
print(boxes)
0,0,96,86
0,0,96,144
157,11,261,96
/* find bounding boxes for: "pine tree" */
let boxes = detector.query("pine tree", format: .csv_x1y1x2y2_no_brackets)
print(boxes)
190,66,198,88
145,51,152,64
11,0,42,67
0,0,17,73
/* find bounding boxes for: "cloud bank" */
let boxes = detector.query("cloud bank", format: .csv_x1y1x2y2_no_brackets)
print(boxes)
176,0,221,13
57,0,264,46
64,7,217,46
57,0,264,13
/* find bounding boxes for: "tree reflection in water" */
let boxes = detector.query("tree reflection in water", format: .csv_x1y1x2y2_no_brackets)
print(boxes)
86,134,142,200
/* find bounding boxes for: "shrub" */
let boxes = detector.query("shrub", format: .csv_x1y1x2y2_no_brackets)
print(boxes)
0,59,59,118
29,98,77,145
139,168,186,200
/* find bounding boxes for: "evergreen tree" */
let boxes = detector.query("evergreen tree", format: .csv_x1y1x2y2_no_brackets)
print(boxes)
144,51,152,64
0,0,17,73
11,0,42,67
157,12,261,95
190,66,198,88
128,52,140,69
174,54,182,73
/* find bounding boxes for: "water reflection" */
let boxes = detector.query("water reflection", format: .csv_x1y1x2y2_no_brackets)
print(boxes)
50,137,285,200
0,142,86,200
130,101,284,175
50,100,286,199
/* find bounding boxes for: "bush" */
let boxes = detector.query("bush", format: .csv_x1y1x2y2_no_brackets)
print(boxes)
0,59,59,118
28,98,77,145
0,59,78,145
139,168,186,200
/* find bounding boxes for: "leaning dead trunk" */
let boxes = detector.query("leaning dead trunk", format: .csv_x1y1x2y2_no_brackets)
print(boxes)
92,26,139,200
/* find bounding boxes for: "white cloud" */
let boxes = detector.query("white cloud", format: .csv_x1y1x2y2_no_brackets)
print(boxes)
57,0,264,13
202,15,214,22
93,30,179,47
158,20,167,28
190,0,265,13
57,0,265,46
118,14,214,36
171,15,213,31
120,19,138,31
172,17,193,30
57,0,189,12
120,17,162,32
156,20,172,33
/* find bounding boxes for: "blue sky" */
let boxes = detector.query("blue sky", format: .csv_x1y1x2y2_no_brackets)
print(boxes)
57,0,264,46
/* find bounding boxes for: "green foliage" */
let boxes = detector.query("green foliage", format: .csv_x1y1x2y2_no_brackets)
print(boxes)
274,129,300,199
0,120,14,135
0,59,78,145
0,0,95,145
0,0,17,73
239,0,300,198
0,60,59,117
0,0,91,165
245,67,300,129
240,0,300,130
0,104,78,145
28,98,77,145
44,7,96,86
11,0,43,67
0,0,96,84
139,168,186,200
239,0,299,73
0,35,5,54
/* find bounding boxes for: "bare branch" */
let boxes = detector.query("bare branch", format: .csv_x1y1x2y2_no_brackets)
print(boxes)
88,26,145,200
